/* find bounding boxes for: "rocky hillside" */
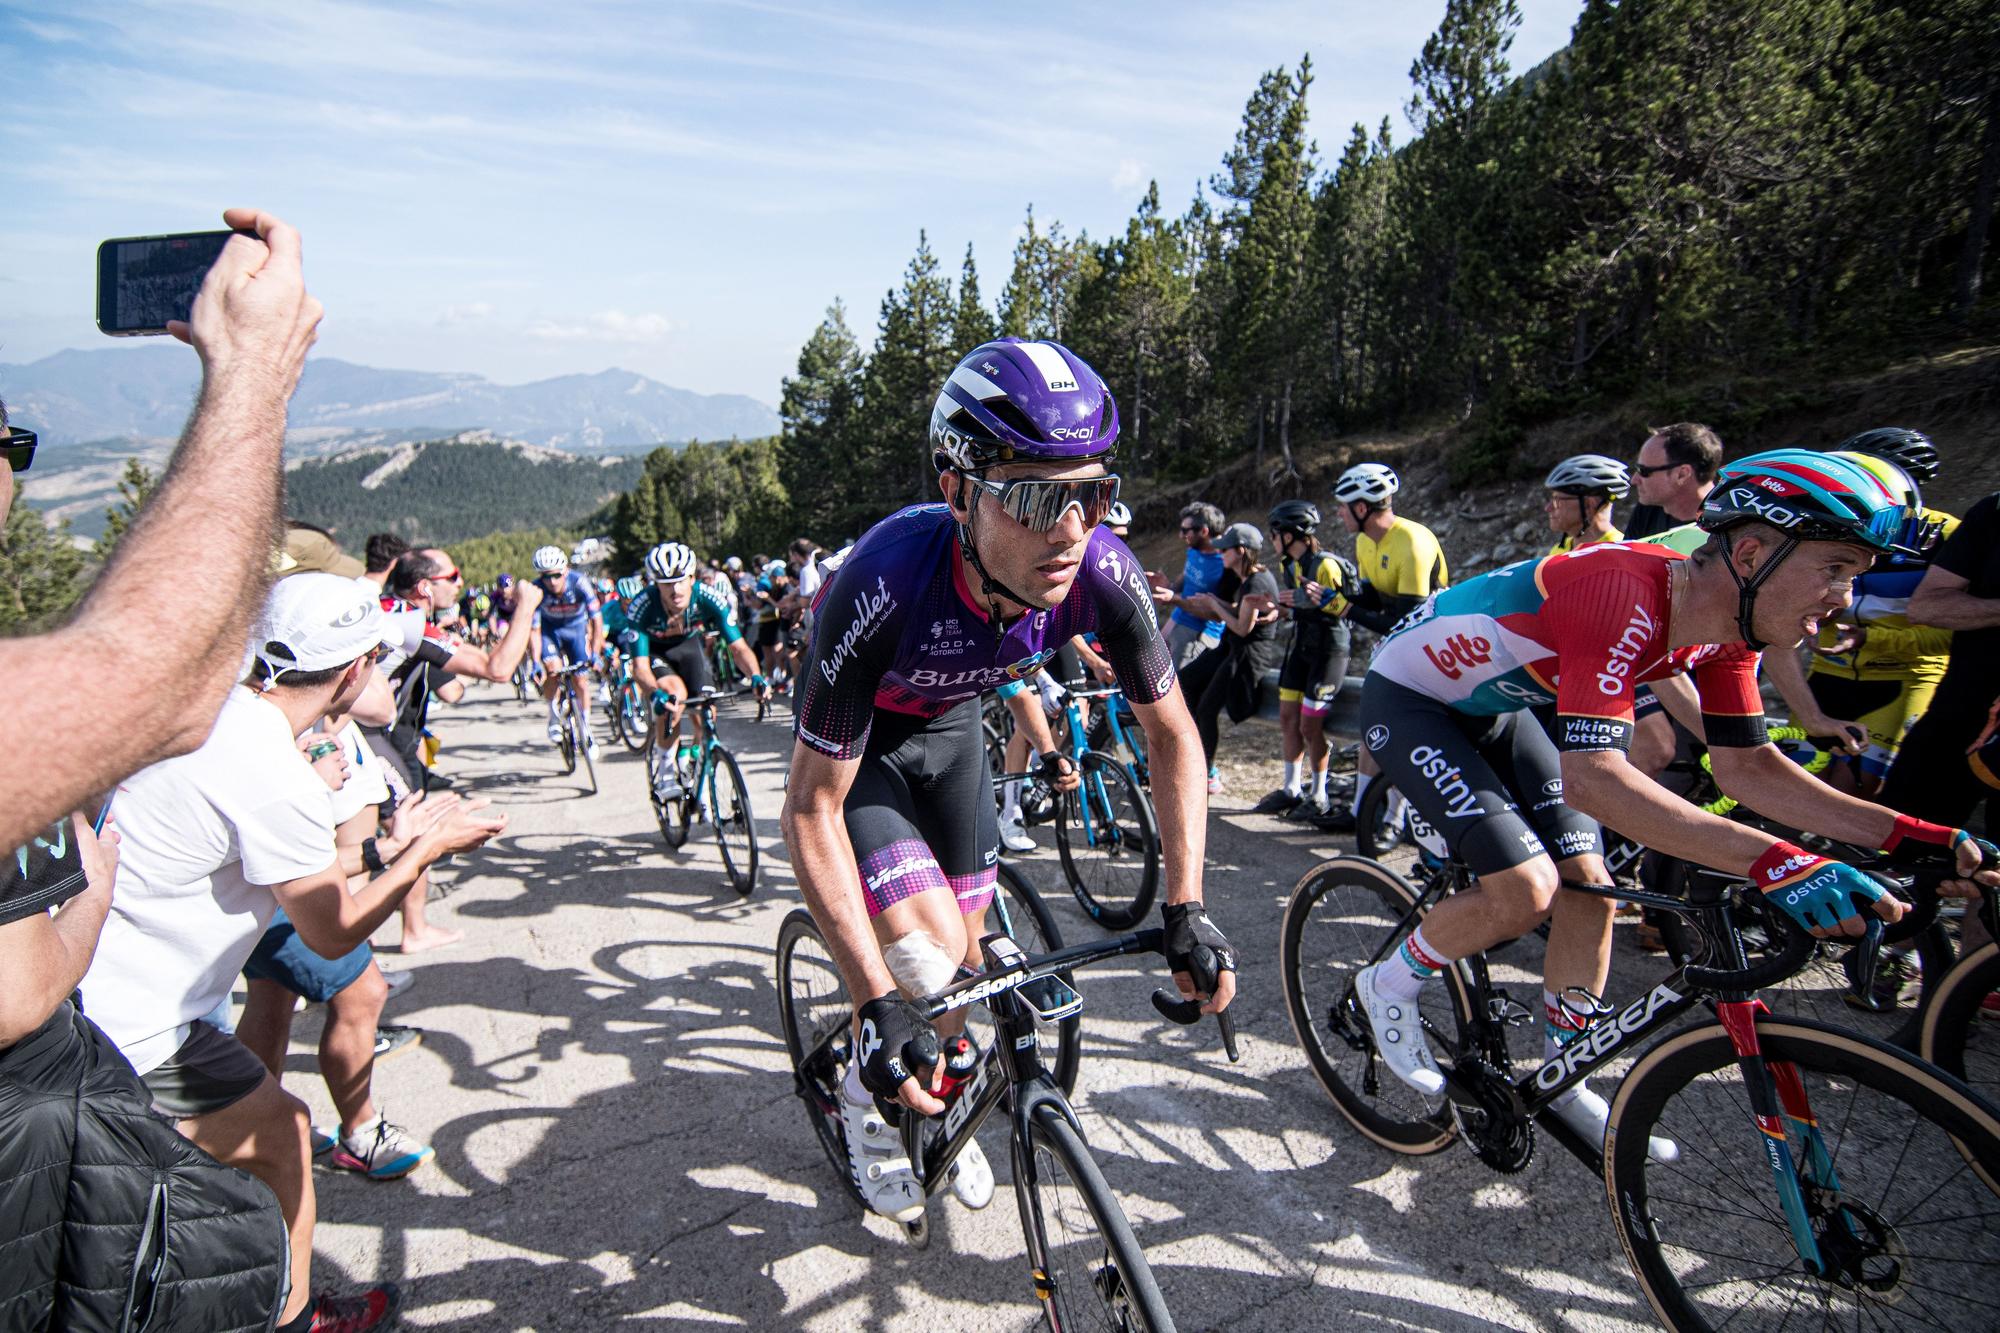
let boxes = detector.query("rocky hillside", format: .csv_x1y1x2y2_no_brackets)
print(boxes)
1126,345,2000,582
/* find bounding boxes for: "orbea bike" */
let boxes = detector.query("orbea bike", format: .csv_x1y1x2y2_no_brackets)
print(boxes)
1280,844,2000,1331
548,661,596,795
994,684,1161,931
776,862,1234,1332
645,688,758,895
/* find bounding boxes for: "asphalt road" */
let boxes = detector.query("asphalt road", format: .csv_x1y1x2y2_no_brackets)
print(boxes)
281,681,1680,1332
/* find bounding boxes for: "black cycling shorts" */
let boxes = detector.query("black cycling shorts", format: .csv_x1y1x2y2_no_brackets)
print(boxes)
1279,622,1351,714
846,699,998,919
1361,675,1603,878
651,637,712,700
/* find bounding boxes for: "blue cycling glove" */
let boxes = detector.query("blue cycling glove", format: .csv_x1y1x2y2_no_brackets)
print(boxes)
1750,841,1885,933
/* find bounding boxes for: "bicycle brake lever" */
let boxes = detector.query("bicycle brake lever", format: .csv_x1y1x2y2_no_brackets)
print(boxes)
1215,1008,1240,1063
1850,915,1885,1004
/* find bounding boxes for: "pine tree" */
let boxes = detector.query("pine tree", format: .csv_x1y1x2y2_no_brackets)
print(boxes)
778,300,865,536
997,207,1091,341
93,457,158,563
0,484,85,630
952,244,997,354
859,231,956,524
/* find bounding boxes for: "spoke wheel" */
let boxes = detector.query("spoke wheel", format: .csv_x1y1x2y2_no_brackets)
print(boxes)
774,910,865,1209
1605,1016,2000,1332
710,746,759,896
619,683,651,752
1279,856,1471,1152
1020,1107,1174,1333
574,707,597,794
1055,751,1159,930
557,700,578,775
648,734,692,849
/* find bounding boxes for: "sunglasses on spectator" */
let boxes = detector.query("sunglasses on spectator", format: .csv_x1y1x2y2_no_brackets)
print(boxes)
964,473,1122,533
1179,523,1202,534
1633,461,1680,477
3,426,37,473
430,566,463,582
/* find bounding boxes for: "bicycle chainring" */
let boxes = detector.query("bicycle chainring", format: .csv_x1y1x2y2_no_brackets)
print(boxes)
1451,1055,1534,1174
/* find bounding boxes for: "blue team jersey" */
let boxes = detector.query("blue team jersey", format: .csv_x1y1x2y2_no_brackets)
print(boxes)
534,571,600,628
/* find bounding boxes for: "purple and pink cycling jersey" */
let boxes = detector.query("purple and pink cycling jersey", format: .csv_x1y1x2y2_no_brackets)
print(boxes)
794,504,1175,761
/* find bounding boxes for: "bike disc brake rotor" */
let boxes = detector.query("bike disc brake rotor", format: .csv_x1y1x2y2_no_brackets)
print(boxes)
1812,1194,1909,1304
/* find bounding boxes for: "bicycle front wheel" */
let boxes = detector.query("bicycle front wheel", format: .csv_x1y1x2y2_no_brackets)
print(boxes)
992,862,1081,1096
1280,856,1465,1153
1919,939,2000,1120
619,683,651,752
710,747,759,896
574,709,597,794
1019,1107,1175,1333
1605,1016,2000,1332
1055,750,1159,930
647,735,692,849
557,702,578,775
775,909,864,1210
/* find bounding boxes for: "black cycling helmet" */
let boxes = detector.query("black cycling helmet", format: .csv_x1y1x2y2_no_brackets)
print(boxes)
1267,499,1321,537
1837,427,1939,486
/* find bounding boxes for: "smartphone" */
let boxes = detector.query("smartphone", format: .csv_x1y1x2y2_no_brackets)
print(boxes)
96,230,237,336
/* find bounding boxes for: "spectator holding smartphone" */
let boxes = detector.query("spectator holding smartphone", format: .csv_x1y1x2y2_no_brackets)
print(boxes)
78,573,508,1331
2,209,323,1330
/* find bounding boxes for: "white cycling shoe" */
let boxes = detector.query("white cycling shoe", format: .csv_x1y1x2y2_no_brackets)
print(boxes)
838,1087,926,1223
545,717,564,744
947,1139,994,1210
997,817,1035,854
1354,962,1446,1095
1546,1085,1680,1164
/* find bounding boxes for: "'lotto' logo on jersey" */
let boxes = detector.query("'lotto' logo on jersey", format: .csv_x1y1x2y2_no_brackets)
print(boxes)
1421,633,1493,680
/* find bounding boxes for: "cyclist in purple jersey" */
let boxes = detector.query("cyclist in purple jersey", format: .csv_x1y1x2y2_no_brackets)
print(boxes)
782,336,1236,1223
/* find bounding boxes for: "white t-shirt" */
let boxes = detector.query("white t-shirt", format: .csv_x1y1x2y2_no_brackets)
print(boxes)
80,687,337,1074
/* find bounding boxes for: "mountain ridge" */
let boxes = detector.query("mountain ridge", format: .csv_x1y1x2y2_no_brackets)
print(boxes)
0,345,778,449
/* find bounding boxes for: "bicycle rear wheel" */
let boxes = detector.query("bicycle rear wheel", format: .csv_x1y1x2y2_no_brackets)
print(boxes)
1055,751,1159,930
775,909,865,1210
710,746,759,896
1605,1016,2000,1332
1019,1106,1175,1333
1279,857,1468,1153
992,862,1082,1097
1919,939,2000,1116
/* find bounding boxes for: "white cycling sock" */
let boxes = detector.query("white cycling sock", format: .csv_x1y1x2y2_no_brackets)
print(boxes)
1312,767,1330,803
1377,925,1445,1002
1351,771,1374,819
1283,760,1301,794
1000,780,1023,824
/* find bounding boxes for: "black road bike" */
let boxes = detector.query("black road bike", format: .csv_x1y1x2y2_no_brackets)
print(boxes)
1281,847,2000,1331
777,863,1234,1332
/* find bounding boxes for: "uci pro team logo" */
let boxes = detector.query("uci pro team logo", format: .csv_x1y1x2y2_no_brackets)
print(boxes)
1365,724,1390,752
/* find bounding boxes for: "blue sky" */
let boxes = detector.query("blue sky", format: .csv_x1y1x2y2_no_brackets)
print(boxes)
1,0,1582,403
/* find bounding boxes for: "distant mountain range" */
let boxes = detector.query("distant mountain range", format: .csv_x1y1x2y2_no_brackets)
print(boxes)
0,345,779,451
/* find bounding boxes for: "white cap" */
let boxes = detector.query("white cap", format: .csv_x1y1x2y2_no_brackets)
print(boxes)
253,572,394,680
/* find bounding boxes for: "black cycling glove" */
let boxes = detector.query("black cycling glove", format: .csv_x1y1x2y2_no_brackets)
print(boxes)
1162,901,1236,995
855,991,941,1102
1038,750,1075,784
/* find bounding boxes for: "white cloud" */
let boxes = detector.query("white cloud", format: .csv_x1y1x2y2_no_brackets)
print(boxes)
1110,158,1146,192
438,302,496,326
525,310,674,343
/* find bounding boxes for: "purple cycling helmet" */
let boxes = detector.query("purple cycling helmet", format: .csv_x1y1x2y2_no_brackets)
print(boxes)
930,338,1118,473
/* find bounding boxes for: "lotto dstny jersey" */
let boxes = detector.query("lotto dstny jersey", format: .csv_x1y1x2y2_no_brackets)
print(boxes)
794,505,1175,760
1356,517,1448,598
534,571,600,627
1370,541,1767,753
627,581,743,655
1808,506,1959,683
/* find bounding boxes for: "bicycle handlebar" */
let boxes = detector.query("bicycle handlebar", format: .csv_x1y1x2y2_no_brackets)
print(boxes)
916,927,1237,1060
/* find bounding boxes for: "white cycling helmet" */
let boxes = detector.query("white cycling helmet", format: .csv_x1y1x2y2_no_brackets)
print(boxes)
1103,500,1132,528
1545,454,1631,499
644,541,698,583
532,544,568,573
1333,463,1400,507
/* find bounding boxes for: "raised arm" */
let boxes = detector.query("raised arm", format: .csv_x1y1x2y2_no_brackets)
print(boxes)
0,209,322,855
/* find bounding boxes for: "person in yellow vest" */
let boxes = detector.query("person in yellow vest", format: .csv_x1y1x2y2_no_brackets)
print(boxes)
1320,462,1449,833
1543,454,1629,554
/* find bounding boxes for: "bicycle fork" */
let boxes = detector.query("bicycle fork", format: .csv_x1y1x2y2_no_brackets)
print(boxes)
1713,999,1860,1283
